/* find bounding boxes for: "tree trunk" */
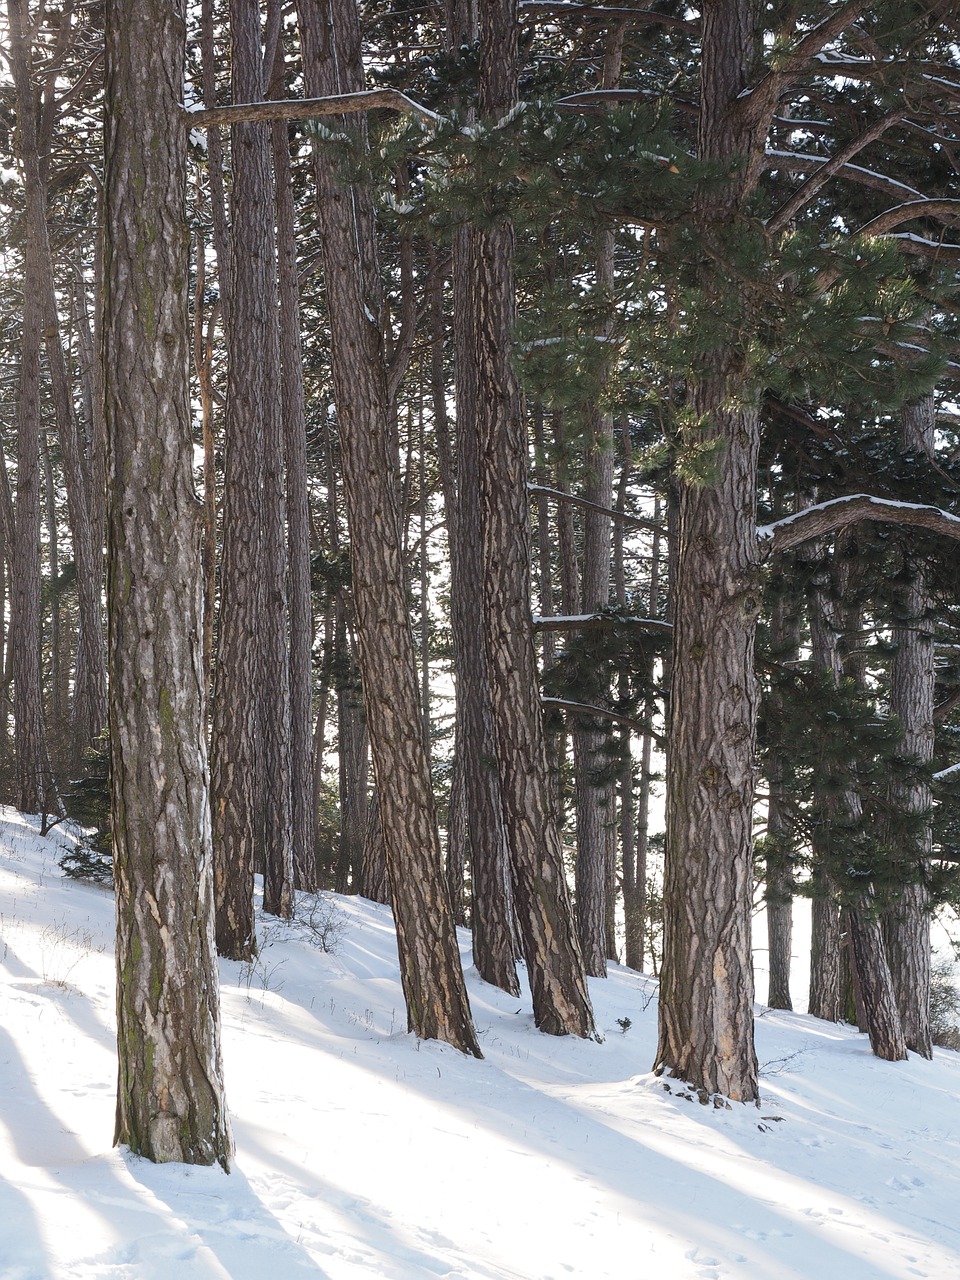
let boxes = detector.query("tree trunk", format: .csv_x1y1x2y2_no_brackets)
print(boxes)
654,0,764,1101
764,568,799,1011
847,901,908,1061
809,884,842,1022
572,40,620,975
298,0,480,1056
474,0,596,1039
882,395,936,1058
103,0,232,1168
211,0,285,954
450,216,519,994
10,215,55,815
335,621,369,894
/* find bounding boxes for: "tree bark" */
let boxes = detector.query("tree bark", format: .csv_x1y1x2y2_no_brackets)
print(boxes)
103,0,232,1168
882,396,936,1059
298,0,481,1056
445,127,519,992
10,210,55,815
474,0,596,1039
655,0,762,1101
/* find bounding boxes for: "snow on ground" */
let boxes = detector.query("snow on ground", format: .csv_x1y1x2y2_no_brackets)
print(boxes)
1,807,959,1280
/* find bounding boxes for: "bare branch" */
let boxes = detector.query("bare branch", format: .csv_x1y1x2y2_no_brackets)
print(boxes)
759,494,960,557
186,89,445,130
529,483,666,532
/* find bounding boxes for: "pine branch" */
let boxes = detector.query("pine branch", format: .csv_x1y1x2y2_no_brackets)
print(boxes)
759,494,960,558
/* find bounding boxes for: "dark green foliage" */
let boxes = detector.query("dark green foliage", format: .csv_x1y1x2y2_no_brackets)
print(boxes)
59,740,112,886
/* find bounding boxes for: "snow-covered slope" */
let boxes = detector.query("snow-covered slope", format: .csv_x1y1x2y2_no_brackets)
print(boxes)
1,807,958,1280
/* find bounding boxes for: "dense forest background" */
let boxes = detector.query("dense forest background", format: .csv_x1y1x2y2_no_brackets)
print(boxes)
1,0,960,1167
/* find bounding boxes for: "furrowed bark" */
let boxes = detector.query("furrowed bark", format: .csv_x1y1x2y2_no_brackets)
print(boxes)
883,396,936,1059
104,0,232,1169
474,0,596,1038
298,0,481,1056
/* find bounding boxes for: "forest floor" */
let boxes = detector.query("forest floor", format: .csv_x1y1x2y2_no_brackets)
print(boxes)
1,806,959,1280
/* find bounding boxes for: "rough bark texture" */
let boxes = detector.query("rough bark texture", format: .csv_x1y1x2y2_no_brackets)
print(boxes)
272,97,317,890
298,0,480,1056
335,623,369,894
847,901,908,1061
882,396,936,1058
474,0,596,1039
655,0,762,1101
809,884,842,1022
765,573,799,1010
103,0,232,1168
806,540,843,1021
449,213,519,993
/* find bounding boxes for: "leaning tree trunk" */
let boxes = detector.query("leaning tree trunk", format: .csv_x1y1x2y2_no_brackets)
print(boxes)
103,0,232,1168
474,0,596,1039
882,395,936,1058
298,0,480,1056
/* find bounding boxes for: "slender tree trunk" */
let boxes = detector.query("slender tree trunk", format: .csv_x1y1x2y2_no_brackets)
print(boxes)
882,395,936,1058
805,539,843,1020
765,568,800,1010
474,0,596,1039
298,0,480,1055
809,882,842,1022
272,91,317,892
573,33,621,975
104,0,232,1168
10,229,55,815
335,615,368,894
449,222,519,992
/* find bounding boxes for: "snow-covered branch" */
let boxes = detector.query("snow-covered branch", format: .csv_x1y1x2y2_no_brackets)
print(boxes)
758,494,960,558
533,613,672,635
766,110,905,234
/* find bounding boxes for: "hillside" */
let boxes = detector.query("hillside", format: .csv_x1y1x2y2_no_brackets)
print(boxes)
1,808,958,1280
